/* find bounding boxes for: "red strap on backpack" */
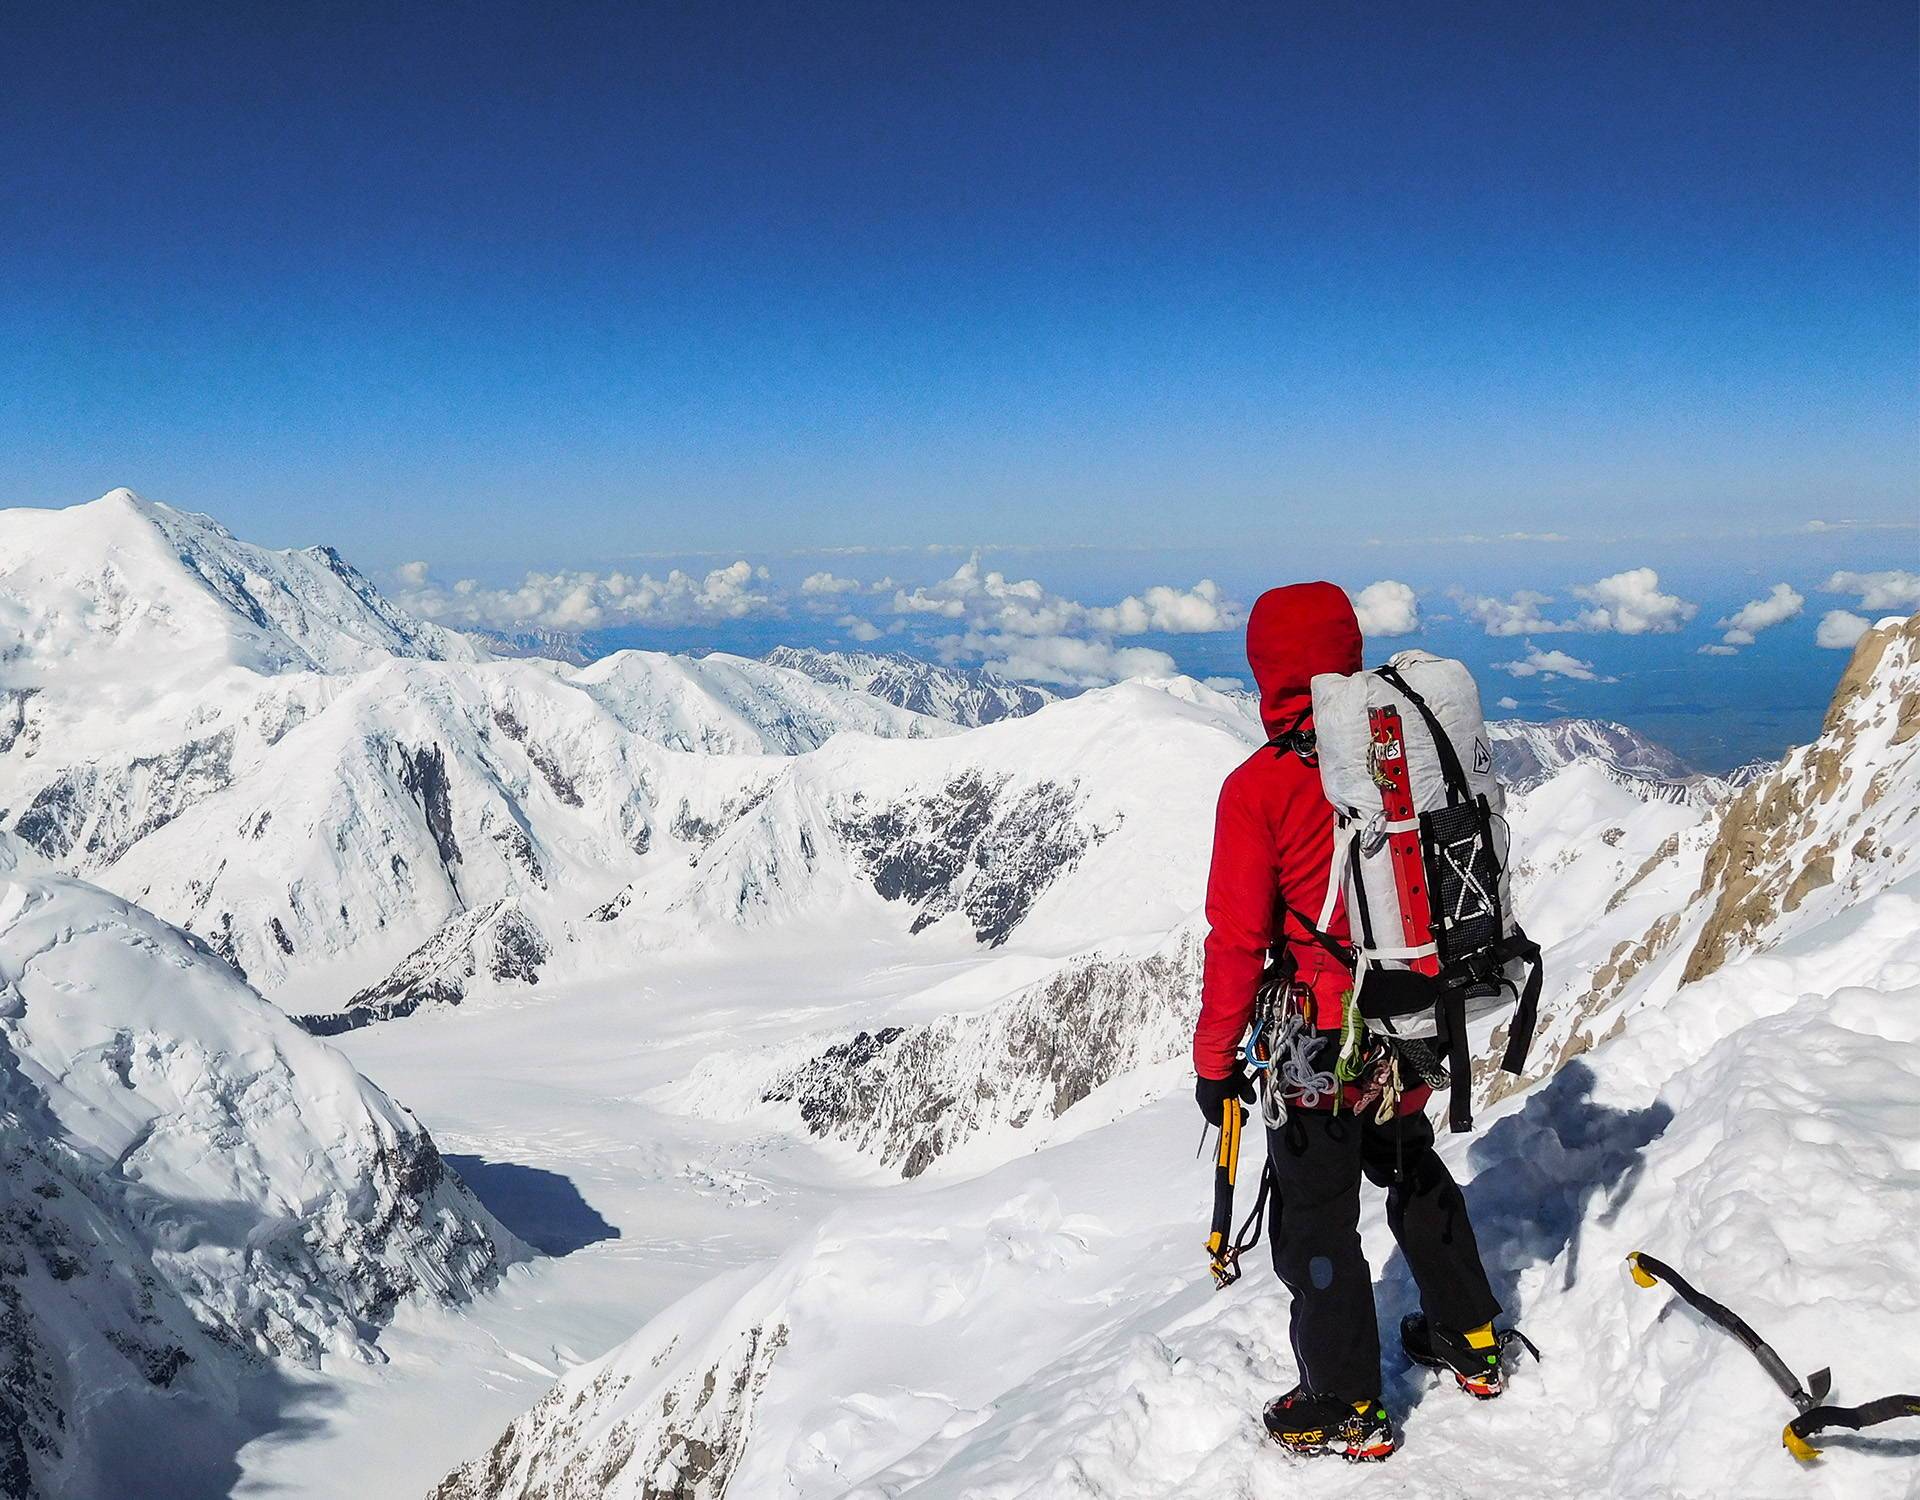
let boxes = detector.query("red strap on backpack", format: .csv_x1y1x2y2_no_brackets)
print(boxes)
1367,705,1439,977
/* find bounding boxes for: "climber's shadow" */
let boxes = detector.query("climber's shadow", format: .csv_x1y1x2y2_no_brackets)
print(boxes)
1374,1061,1674,1416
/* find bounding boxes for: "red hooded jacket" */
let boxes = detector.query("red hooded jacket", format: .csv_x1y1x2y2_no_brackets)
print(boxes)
1191,583,1431,1115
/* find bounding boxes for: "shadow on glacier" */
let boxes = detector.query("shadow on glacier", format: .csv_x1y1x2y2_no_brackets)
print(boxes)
445,1155,621,1256
1374,1060,1675,1418
77,1360,338,1500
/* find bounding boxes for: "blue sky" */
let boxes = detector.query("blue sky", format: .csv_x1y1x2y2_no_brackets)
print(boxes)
3,2,1915,764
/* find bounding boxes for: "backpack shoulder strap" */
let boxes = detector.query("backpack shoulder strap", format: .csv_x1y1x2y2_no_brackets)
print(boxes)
1264,705,1318,765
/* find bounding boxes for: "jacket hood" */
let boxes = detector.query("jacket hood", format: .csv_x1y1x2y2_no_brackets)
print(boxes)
1246,582,1363,736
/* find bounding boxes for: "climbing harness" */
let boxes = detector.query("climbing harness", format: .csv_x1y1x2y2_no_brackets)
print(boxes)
1627,1251,1920,1462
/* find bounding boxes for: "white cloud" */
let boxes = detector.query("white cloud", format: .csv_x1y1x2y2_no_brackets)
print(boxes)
1568,567,1696,635
1496,695,1520,710
1712,582,1803,650
1087,579,1239,635
1804,518,1920,534
1450,588,1569,637
838,614,883,643
1494,643,1610,682
939,629,1177,688
1815,610,1872,650
1351,580,1420,637
800,571,861,596
1453,567,1698,639
394,560,431,587
1824,570,1920,612
891,555,1241,638
394,559,781,630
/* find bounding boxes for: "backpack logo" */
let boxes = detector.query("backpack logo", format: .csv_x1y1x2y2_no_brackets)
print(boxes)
1472,737,1493,776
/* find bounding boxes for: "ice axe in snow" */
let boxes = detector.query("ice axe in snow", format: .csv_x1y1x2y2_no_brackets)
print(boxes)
1627,1251,1920,1462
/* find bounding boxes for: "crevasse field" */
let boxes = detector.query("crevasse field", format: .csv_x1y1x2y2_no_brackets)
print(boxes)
1,493,1915,1500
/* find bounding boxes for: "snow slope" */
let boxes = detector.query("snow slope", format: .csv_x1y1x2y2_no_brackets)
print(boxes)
593,678,1258,958
1506,611,1920,1093
433,883,1920,1500
0,852,519,1500
433,620,1920,1500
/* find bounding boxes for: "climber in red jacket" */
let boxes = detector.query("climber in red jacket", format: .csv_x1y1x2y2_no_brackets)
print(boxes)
1192,582,1504,1462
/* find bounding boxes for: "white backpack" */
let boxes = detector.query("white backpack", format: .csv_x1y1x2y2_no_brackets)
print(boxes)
1306,651,1542,1131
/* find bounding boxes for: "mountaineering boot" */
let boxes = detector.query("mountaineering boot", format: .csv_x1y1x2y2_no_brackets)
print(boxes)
1401,1313,1509,1398
1262,1387,1395,1462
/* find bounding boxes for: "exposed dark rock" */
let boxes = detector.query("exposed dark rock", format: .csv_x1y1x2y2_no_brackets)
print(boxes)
397,743,462,872
299,901,550,1035
833,774,1100,946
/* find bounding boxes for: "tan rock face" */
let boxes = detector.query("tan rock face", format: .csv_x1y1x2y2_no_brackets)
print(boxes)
1683,613,1918,986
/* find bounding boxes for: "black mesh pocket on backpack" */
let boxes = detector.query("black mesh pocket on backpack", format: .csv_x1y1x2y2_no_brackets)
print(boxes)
1420,797,1502,967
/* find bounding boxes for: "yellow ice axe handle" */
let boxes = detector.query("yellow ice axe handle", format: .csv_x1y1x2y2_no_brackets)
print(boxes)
1205,1097,1242,1287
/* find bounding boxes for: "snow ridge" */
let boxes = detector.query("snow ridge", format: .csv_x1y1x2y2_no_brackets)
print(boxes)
764,646,1058,726
0,858,520,1499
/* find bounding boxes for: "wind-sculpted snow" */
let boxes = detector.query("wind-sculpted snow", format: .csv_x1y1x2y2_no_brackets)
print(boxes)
753,933,1202,1176
765,646,1057,726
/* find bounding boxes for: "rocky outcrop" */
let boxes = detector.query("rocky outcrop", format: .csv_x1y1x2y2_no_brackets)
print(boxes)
759,932,1201,1176
300,899,551,1035
834,774,1107,947
431,1321,788,1500
764,646,1056,726
1682,613,1919,983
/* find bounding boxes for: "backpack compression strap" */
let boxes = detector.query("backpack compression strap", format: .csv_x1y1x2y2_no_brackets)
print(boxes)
1374,663,1473,804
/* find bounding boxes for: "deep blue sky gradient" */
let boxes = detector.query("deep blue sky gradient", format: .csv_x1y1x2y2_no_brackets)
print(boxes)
2,2,1915,764
5,1,1914,562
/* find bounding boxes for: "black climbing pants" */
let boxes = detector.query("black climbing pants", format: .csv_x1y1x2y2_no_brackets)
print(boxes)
1265,1105,1500,1400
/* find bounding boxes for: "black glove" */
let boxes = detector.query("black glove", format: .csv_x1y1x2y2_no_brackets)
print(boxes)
1194,1070,1253,1125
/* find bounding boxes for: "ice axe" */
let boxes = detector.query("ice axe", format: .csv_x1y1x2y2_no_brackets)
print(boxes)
1627,1251,1920,1462
1204,1095,1244,1288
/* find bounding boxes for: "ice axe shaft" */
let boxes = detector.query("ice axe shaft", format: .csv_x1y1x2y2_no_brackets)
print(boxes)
1205,1097,1243,1288
1627,1250,1920,1462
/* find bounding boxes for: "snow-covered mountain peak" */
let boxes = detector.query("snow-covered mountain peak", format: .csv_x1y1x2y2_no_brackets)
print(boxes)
0,488,479,684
